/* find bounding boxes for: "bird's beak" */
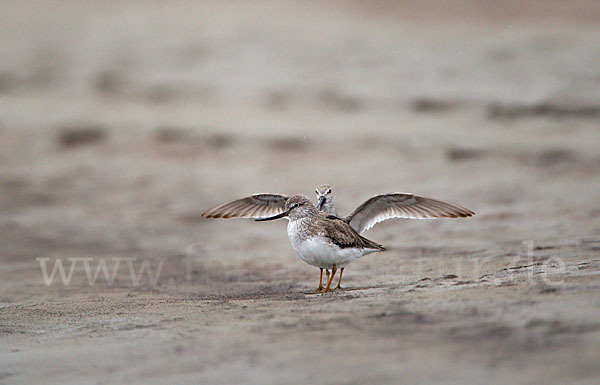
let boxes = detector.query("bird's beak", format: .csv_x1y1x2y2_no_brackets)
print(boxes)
255,210,289,222
317,196,326,210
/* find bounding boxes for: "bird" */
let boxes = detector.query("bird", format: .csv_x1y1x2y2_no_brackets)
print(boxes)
202,185,474,291
255,195,385,292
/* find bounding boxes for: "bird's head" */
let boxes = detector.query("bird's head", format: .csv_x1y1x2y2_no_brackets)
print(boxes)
255,195,316,222
315,184,333,210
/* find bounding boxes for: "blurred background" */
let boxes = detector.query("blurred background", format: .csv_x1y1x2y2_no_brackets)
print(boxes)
1,1,600,384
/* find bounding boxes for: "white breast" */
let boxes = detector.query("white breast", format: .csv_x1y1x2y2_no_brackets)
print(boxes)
287,220,373,269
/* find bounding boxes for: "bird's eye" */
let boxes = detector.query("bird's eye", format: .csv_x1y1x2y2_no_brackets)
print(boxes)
326,189,331,194
315,190,318,194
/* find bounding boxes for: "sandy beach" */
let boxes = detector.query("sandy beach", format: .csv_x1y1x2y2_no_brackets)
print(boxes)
1,1,600,384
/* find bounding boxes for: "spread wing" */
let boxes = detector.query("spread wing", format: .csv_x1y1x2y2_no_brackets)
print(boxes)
346,193,475,233
202,193,288,219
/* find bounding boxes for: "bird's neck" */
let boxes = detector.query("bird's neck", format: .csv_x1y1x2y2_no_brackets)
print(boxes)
321,200,337,216
290,204,320,222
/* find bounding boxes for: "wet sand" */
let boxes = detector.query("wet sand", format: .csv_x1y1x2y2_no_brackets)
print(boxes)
1,1,600,384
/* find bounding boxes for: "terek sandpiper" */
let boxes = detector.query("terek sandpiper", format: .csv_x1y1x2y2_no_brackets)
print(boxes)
202,185,474,292
256,195,385,292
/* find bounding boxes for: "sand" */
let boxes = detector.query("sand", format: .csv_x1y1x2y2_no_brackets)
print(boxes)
1,1,600,384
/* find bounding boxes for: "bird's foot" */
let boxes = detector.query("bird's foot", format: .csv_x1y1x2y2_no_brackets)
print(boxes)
312,286,336,294
334,285,345,291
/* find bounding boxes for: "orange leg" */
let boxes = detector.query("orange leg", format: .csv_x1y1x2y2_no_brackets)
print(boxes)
314,268,325,293
324,264,337,292
335,268,344,290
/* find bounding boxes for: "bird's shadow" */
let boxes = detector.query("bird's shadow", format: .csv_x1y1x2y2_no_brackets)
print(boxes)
303,284,390,295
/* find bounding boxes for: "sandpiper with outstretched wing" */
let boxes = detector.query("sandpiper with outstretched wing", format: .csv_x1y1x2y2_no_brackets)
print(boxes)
202,185,474,292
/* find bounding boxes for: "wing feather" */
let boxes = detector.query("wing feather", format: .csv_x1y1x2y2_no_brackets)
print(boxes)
345,193,475,233
318,215,385,251
202,193,289,219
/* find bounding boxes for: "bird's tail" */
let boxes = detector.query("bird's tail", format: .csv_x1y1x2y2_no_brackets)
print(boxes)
360,235,385,251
